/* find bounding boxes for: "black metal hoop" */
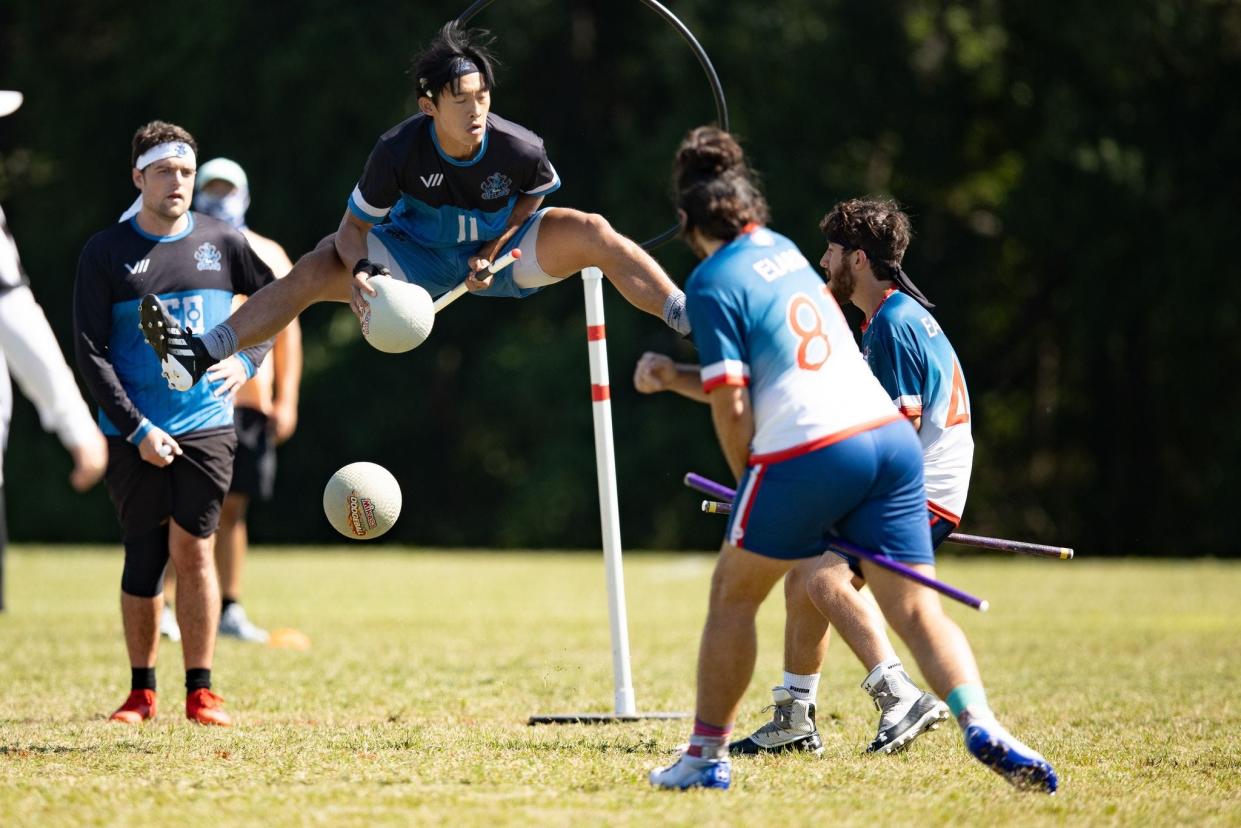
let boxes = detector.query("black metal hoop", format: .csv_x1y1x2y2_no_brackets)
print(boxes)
455,0,729,249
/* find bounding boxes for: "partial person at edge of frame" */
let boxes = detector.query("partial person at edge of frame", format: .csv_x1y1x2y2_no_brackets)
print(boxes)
0,87,107,612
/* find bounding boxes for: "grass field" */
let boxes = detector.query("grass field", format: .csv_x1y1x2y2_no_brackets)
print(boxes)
1,548,1239,826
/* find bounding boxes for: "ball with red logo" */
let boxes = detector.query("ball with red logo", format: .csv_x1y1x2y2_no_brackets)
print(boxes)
323,462,402,539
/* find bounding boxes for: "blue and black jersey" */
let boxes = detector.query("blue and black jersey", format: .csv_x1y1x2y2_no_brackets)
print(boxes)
73,213,274,443
346,112,560,248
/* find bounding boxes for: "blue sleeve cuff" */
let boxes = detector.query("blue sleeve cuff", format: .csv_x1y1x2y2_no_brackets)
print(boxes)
128,419,154,445
237,352,256,379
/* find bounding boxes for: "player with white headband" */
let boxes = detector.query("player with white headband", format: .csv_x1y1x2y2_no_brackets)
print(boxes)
135,22,693,393
73,120,278,727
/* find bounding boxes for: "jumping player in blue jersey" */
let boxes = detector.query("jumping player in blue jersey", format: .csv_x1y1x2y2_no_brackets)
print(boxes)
74,121,276,728
138,23,692,392
642,127,1056,793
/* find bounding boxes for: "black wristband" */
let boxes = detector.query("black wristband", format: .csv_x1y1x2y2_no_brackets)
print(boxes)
353,258,390,278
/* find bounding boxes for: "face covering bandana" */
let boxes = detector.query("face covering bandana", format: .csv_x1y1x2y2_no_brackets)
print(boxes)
194,187,250,230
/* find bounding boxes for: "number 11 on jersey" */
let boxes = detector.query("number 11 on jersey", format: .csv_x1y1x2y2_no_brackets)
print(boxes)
457,214,479,243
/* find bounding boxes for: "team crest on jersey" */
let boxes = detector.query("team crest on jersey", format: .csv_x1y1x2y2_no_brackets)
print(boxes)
481,172,512,200
194,242,222,271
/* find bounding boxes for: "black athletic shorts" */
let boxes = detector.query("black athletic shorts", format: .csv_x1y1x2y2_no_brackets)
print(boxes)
230,407,276,500
103,428,237,540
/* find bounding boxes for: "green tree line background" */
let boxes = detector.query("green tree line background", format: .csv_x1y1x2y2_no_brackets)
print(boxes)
1,0,1237,555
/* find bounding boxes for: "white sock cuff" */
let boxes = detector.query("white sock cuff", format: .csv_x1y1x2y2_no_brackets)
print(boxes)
783,671,820,702
861,657,904,691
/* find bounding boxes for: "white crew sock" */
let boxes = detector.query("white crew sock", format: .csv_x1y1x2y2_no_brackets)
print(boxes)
783,671,820,704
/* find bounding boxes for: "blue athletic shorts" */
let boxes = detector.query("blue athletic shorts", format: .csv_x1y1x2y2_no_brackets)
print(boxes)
367,207,553,299
725,418,933,565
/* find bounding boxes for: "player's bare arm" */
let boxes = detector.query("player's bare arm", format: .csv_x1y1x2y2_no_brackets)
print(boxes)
336,210,380,320
707,384,754,482
633,351,708,402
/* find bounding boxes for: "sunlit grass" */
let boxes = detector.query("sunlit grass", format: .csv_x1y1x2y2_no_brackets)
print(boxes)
1,549,1238,826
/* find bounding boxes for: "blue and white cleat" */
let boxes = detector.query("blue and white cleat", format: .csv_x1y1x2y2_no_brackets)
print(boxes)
649,753,731,790
965,720,1058,793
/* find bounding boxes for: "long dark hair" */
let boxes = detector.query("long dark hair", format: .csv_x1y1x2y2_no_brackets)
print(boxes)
672,126,770,242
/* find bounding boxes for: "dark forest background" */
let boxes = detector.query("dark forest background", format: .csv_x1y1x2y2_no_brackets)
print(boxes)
2,0,1238,555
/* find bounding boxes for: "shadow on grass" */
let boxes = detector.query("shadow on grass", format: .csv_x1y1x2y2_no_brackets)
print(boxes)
0,744,108,757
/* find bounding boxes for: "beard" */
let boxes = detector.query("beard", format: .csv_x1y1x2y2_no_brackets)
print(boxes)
828,258,857,305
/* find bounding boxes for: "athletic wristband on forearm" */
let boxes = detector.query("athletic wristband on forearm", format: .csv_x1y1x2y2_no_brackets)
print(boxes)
353,258,390,278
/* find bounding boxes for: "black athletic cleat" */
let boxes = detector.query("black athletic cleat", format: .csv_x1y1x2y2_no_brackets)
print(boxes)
863,667,950,754
139,294,213,391
729,686,824,756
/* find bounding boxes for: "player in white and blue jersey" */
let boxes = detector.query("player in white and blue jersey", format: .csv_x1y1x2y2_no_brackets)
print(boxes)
643,128,1055,794
141,23,692,392
735,201,980,759
824,199,973,540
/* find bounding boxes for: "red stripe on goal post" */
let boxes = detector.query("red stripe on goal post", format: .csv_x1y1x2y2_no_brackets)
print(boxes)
592,384,610,401
587,324,607,341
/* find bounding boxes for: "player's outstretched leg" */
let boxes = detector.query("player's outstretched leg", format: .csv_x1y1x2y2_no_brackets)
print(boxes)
530,208,691,335
140,295,213,391
863,564,1058,793
143,240,351,392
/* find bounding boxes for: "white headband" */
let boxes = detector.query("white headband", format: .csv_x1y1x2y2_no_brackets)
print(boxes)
135,141,196,171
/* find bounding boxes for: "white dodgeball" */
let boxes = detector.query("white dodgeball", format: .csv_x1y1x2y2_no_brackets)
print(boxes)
323,462,402,540
361,275,435,353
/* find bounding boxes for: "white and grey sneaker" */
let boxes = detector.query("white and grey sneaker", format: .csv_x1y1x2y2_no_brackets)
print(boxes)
862,665,950,754
159,604,181,642
218,603,269,644
729,686,824,756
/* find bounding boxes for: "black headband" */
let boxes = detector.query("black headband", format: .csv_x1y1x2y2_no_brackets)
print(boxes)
418,57,481,96
827,235,935,310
